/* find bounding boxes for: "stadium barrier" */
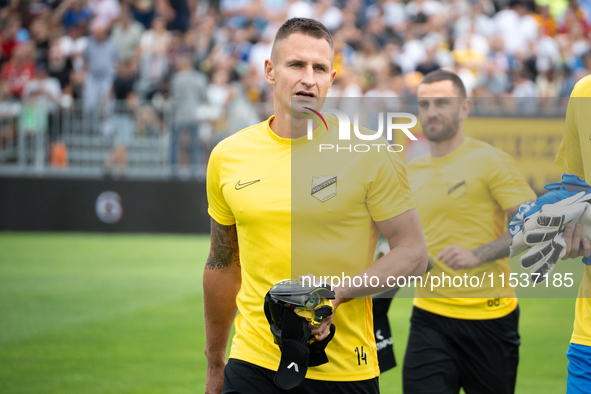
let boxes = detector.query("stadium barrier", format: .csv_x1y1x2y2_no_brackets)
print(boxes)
0,176,209,233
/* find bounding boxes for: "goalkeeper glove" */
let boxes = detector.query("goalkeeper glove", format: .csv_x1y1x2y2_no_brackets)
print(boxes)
510,191,591,283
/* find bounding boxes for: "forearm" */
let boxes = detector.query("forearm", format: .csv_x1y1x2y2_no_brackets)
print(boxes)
471,231,511,264
203,267,240,363
203,219,241,363
332,210,429,301
335,242,428,302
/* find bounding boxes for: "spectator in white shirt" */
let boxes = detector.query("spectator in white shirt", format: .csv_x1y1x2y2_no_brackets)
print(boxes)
111,8,144,61
139,16,172,56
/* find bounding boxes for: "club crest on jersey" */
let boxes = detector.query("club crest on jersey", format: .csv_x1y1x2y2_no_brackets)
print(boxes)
448,179,466,199
311,176,337,202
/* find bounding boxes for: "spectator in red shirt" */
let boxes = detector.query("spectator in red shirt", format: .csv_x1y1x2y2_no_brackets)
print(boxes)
558,6,591,36
1,42,36,98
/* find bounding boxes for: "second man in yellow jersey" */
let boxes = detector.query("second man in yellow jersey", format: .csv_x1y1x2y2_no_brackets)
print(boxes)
404,70,536,394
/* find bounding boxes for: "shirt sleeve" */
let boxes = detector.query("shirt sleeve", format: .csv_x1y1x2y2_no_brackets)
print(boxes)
365,149,416,222
488,149,537,210
206,141,236,226
556,91,586,179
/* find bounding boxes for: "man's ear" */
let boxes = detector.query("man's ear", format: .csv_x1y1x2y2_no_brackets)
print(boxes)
460,98,472,119
264,59,275,86
327,69,337,92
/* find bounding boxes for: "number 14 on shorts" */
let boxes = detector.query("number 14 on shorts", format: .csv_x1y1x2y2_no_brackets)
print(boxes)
354,346,367,365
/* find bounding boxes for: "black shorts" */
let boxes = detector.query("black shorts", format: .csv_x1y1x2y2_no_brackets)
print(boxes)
222,358,379,394
403,306,520,394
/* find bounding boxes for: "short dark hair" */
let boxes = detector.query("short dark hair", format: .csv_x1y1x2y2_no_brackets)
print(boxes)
420,69,467,98
271,18,334,60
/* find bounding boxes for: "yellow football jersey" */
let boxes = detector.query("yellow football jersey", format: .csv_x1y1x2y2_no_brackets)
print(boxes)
407,137,536,319
556,75,591,347
207,115,415,381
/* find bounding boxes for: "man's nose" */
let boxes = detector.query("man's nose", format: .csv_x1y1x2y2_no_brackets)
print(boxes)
301,65,316,87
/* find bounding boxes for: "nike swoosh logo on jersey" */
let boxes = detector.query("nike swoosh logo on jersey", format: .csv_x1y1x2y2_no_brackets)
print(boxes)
235,179,260,190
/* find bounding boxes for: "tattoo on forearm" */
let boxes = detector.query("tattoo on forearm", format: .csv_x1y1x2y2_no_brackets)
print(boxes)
472,232,512,264
205,220,240,270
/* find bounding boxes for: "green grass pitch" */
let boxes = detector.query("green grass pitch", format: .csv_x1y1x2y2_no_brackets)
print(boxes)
0,233,578,393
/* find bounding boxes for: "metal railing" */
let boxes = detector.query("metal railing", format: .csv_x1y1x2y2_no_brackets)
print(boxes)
0,98,272,179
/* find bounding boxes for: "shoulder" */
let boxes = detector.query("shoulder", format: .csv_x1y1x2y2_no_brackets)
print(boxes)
406,154,430,170
572,75,591,98
463,137,507,161
211,120,268,157
462,138,521,179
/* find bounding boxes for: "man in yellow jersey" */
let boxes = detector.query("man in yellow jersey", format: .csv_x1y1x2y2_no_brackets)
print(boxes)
404,70,536,394
203,18,428,394
549,76,591,394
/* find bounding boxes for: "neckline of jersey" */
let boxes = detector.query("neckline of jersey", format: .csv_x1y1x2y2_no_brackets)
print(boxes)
265,115,325,147
429,136,471,164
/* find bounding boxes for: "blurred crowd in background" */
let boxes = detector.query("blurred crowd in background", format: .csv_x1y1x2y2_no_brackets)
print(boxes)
1,0,590,174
